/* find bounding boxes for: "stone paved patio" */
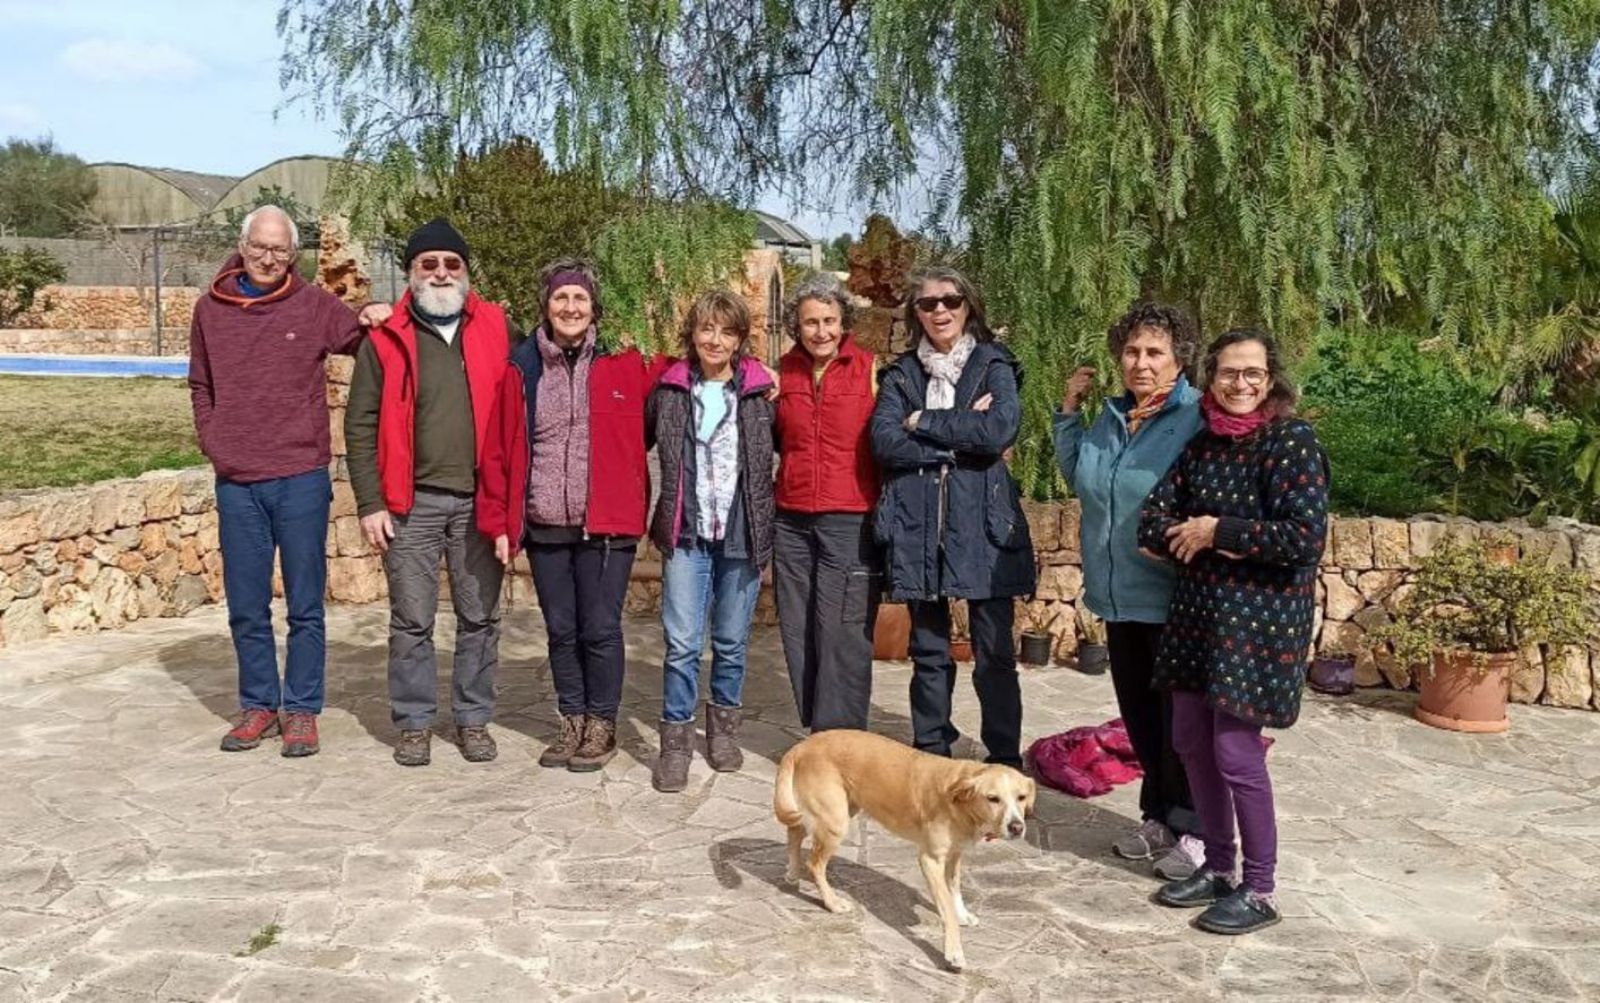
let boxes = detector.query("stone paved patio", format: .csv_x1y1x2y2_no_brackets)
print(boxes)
1,602,1598,1002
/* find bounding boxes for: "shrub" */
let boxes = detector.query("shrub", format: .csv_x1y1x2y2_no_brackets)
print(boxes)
0,245,66,326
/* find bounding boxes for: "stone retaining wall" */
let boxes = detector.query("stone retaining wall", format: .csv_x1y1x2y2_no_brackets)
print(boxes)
4,361,1598,712
9,285,199,333
0,327,191,356
1012,502,1600,712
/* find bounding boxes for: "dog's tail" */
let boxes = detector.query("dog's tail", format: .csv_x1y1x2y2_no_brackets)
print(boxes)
773,747,803,829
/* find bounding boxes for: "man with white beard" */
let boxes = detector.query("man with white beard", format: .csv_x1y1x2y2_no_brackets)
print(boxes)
345,218,519,766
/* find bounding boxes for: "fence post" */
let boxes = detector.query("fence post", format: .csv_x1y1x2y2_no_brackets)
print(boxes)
152,228,164,356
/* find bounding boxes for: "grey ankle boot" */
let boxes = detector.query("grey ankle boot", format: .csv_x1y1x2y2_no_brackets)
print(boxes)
652,719,695,793
705,703,744,772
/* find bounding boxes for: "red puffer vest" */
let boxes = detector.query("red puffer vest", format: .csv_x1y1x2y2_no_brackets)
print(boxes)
370,289,509,514
774,334,880,513
476,336,670,554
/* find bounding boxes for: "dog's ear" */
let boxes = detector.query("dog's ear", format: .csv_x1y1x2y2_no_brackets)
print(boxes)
949,777,977,802
1023,778,1038,818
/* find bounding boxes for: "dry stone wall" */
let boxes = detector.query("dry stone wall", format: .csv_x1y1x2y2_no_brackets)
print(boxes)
1012,502,1600,713
9,286,199,334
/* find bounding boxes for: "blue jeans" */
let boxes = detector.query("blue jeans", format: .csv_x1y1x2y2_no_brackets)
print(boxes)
215,468,332,715
660,541,762,724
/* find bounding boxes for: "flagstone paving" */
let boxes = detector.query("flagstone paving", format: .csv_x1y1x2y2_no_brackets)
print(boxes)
1,602,1598,1002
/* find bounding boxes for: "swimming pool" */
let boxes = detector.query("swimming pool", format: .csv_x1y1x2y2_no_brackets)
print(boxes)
0,354,188,379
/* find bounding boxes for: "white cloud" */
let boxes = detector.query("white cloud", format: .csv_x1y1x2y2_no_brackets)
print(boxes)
0,102,43,132
61,37,205,83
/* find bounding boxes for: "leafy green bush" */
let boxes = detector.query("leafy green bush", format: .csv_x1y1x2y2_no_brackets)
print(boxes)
0,245,66,326
1301,328,1600,523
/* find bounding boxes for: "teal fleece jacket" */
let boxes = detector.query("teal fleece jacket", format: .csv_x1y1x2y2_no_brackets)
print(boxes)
1052,377,1203,623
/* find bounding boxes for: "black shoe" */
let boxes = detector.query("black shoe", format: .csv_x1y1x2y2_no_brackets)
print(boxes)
1155,869,1237,908
1196,888,1281,935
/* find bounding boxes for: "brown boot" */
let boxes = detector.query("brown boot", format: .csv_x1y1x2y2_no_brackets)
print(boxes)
455,725,497,763
652,719,695,793
539,714,586,768
393,729,431,767
705,703,744,772
568,715,617,772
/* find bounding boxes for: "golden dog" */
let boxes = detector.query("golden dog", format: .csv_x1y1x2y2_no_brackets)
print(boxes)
773,729,1037,971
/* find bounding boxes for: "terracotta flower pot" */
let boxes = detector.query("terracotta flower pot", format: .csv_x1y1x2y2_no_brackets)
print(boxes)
1019,632,1052,666
1414,650,1514,734
872,604,911,661
950,639,975,663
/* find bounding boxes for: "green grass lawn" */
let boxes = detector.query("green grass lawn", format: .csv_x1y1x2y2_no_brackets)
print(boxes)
0,376,205,493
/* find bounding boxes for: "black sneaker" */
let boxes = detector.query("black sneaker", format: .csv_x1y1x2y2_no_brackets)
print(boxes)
1197,887,1282,935
393,729,431,767
1155,869,1237,908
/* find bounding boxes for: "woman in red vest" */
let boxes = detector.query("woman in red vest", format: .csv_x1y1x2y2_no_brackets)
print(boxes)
477,259,667,773
772,273,883,731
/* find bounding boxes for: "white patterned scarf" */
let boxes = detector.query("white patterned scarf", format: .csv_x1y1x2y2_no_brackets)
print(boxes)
916,332,976,410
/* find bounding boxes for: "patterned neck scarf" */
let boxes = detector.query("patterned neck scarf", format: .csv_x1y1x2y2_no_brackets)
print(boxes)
916,332,977,410
1125,379,1177,437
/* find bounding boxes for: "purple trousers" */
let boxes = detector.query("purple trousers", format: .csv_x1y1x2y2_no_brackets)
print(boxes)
1170,692,1277,895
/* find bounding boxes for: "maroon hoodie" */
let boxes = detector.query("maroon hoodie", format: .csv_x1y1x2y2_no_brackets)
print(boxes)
188,254,363,482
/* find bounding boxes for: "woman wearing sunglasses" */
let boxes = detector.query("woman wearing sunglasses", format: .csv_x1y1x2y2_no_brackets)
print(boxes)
868,266,1035,768
477,258,667,774
1138,329,1329,935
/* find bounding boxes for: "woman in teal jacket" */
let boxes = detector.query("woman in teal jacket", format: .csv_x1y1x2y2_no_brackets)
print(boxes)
1053,301,1204,879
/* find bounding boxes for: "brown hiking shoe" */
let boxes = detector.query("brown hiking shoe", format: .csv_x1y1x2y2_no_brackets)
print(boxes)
394,729,431,767
704,704,744,772
280,713,320,758
652,719,695,793
538,714,585,768
568,715,617,772
455,725,497,763
221,709,280,752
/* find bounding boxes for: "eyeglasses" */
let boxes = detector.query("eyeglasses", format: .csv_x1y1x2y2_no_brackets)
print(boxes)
914,294,966,313
243,241,295,262
1215,367,1271,386
415,255,466,274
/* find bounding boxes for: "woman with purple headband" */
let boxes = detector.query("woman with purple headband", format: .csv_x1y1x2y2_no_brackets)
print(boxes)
478,259,669,773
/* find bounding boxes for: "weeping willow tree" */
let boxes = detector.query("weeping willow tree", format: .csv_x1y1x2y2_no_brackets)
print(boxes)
281,0,1600,489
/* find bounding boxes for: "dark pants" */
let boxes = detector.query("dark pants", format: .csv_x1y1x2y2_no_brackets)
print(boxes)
216,468,331,715
773,511,882,731
908,597,1022,767
529,539,635,721
1106,620,1197,835
1172,692,1277,893
383,489,504,730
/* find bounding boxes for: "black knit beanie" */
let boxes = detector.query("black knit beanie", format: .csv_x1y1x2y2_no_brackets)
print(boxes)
403,217,471,270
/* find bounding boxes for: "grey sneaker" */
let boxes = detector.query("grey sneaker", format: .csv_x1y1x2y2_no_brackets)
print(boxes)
1153,834,1206,881
1113,819,1176,861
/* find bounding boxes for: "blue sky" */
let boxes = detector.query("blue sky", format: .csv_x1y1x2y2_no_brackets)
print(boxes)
2,0,871,238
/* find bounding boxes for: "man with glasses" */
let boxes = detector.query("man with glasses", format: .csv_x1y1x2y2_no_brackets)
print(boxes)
344,218,519,767
189,204,368,758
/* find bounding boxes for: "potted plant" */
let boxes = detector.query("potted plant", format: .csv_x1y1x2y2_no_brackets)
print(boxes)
1018,604,1053,666
1307,644,1356,696
1076,613,1109,675
949,600,974,663
1377,540,1592,733
873,603,911,661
